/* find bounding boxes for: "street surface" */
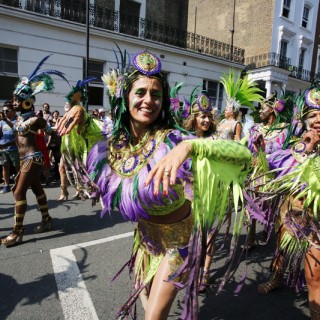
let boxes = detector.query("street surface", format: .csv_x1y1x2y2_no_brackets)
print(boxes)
0,182,309,320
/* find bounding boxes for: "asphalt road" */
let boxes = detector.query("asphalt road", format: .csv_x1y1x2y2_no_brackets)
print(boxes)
0,182,309,320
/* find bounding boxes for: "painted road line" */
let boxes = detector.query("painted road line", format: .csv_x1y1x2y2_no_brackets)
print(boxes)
50,232,134,320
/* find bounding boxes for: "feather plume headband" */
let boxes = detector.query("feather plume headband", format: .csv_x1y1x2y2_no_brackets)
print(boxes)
169,83,213,121
65,76,97,104
14,55,69,103
101,46,185,142
220,69,264,111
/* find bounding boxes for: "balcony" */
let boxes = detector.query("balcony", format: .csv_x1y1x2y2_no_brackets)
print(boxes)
0,0,245,64
245,52,319,83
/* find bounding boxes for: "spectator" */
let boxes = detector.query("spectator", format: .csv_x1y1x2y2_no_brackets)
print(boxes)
50,110,60,128
0,101,20,193
91,109,99,119
42,103,52,123
35,110,51,185
98,108,106,120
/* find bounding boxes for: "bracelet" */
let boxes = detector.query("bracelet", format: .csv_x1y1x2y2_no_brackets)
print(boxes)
293,142,306,153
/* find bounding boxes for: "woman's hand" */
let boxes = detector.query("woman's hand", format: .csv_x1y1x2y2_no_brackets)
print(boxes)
253,134,265,153
303,129,320,154
145,141,192,195
57,106,85,136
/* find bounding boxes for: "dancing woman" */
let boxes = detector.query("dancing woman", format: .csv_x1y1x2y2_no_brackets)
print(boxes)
58,49,252,319
248,85,320,319
1,55,68,247
216,70,263,142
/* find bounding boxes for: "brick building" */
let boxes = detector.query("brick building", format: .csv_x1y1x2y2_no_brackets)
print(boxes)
188,0,320,97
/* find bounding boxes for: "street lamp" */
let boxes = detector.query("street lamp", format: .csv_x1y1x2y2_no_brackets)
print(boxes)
85,0,90,112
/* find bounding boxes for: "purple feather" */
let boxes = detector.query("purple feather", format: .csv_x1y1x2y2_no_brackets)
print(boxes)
28,54,52,79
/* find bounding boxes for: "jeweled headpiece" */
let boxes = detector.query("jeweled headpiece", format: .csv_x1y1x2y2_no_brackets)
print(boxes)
13,55,69,110
304,87,320,109
131,51,161,76
193,92,212,112
101,45,178,142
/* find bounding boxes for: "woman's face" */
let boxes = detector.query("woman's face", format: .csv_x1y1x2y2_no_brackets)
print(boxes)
53,111,59,118
224,107,234,118
194,111,212,134
304,109,320,136
128,77,163,130
259,104,274,122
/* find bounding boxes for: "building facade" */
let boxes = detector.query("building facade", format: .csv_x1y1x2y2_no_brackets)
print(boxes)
188,0,320,97
0,0,245,114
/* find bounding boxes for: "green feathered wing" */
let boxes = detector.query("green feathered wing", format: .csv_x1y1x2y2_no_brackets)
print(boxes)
188,139,252,235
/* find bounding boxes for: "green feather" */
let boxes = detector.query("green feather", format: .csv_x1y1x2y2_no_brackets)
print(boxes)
132,175,139,200
112,181,123,210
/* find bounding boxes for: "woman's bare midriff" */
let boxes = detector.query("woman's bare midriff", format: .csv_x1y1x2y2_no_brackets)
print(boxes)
147,200,191,224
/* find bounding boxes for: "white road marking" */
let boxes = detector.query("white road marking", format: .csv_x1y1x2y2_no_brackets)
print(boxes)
50,232,134,320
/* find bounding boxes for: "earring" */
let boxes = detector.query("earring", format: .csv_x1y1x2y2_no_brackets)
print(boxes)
22,99,32,110
162,110,165,120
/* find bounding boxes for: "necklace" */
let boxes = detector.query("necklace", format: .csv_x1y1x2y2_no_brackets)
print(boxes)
108,129,170,177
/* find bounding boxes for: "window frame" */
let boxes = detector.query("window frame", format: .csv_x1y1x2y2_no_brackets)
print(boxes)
202,79,224,115
282,0,291,18
302,5,310,28
0,47,19,101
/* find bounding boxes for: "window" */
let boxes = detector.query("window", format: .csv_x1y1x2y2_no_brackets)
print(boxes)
0,47,19,100
302,6,310,28
282,0,291,18
298,48,306,70
202,80,224,114
83,59,104,106
120,0,141,36
280,40,288,58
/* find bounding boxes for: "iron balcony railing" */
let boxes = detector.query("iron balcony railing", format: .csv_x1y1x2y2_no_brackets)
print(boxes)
0,0,245,63
246,52,318,83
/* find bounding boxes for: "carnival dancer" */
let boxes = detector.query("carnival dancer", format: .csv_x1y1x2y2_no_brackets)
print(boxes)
1,55,68,247
244,94,294,249
57,77,98,202
171,85,217,292
57,49,252,320
247,84,320,319
216,70,263,142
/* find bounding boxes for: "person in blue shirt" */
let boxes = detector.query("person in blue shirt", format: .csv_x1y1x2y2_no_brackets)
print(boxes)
0,101,20,194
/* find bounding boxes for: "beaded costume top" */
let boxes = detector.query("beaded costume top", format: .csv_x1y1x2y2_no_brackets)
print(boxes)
248,122,289,155
86,129,193,220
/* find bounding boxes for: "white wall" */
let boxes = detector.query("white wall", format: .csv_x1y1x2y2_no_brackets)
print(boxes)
0,6,243,115
272,0,319,71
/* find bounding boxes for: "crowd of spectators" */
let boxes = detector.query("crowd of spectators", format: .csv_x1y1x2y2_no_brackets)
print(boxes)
0,101,113,195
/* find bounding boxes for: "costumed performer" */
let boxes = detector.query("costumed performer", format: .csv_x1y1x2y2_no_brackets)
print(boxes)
216,70,263,141
57,49,252,320
1,55,68,247
173,85,217,292
247,83,320,319
244,93,294,250
57,76,100,202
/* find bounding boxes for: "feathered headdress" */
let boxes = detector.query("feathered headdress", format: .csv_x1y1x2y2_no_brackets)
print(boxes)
170,83,214,119
65,76,97,105
295,79,320,119
14,55,69,109
220,69,264,112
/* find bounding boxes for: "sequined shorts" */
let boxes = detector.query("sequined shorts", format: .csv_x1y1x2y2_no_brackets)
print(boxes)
137,212,193,257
